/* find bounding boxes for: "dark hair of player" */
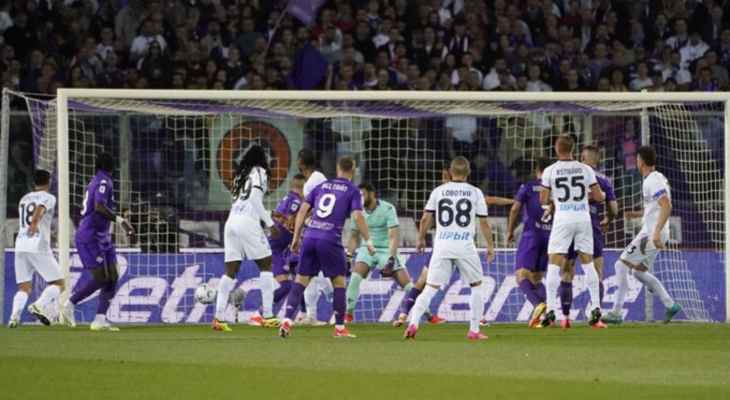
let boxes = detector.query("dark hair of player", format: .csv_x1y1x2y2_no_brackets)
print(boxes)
637,146,657,167
298,149,316,168
233,145,270,197
555,134,575,155
96,152,114,172
535,157,552,173
34,170,51,186
358,182,375,193
338,156,355,172
582,144,599,154
293,173,306,181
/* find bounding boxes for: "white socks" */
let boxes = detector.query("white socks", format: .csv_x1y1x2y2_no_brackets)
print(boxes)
37,285,61,309
612,260,629,313
304,279,320,319
469,285,484,332
633,269,674,308
10,291,29,320
582,262,600,310
545,264,561,314
408,285,438,328
215,275,235,321
93,313,107,324
259,271,275,318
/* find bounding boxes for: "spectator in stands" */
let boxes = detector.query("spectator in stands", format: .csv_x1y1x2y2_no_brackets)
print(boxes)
630,62,654,91
130,18,168,62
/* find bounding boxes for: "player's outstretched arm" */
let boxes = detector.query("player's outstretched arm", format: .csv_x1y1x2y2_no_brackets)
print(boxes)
479,217,495,263
416,212,433,252
486,196,515,206
28,205,47,236
506,201,522,243
388,226,400,258
290,202,311,252
652,195,672,249
352,210,375,255
601,199,620,231
94,202,134,235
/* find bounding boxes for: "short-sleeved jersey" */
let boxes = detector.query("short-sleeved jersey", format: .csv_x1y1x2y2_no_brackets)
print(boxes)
541,160,597,225
304,177,362,243
641,171,671,236
424,181,488,258
351,199,399,249
591,171,617,231
15,191,56,253
515,180,551,234
229,166,268,221
76,170,114,244
269,191,303,250
303,170,327,197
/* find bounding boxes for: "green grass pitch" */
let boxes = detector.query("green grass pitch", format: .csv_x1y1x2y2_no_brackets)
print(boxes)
1,323,729,400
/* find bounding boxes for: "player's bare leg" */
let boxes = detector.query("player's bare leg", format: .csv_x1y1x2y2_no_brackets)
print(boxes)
27,279,64,326
280,274,312,338
394,266,443,327
212,261,240,332
274,273,293,312
331,275,355,338
578,252,605,328
252,256,280,327
594,257,605,303
8,282,32,328
345,261,371,322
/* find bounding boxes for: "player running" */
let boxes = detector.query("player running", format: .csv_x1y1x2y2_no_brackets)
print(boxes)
561,146,618,327
212,145,279,332
269,174,306,312
540,135,606,329
506,158,552,328
405,157,495,341
60,153,135,331
345,182,417,322
602,146,682,324
279,156,375,338
296,149,333,326
9,170,64,327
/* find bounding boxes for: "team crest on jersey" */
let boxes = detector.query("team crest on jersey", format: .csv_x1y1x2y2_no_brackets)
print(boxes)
216,121,290,193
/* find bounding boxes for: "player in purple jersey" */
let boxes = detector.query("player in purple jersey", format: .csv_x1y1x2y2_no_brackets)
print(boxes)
279,156,375,339
270,174,305,310
60,153,134,331
561,146,619,326
507,158,552,328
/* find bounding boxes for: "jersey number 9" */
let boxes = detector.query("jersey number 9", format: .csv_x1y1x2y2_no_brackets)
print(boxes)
316,193,336,218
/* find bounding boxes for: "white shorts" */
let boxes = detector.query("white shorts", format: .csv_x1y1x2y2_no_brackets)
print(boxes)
426,252,484,287
224,217,272,263
619,232,668,269
14,252,63,284
548,222,593,255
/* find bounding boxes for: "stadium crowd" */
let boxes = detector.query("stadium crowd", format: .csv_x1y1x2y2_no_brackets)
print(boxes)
1,0,730,94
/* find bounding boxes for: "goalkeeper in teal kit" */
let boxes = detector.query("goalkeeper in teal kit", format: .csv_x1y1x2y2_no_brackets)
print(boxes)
345,183,416,321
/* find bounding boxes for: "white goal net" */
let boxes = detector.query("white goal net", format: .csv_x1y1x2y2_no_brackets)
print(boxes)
1,89,727,324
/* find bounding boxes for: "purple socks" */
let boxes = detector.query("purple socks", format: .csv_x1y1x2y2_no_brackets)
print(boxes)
518,279,544,306
285,282,305,320
399,287,421,315
274,280,292,304
69,276,102,305
559,281,573,317
333,288,346,325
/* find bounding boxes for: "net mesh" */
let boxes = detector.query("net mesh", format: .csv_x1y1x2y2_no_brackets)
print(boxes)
8,92,724,323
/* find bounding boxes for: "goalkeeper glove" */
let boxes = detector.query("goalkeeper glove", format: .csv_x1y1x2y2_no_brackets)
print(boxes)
381,256,397,278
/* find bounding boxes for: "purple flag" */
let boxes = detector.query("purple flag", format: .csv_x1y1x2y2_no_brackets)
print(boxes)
287,0,327,26
287,42,329,90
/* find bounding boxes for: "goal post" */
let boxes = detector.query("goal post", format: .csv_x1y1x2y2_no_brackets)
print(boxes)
4,88,729,324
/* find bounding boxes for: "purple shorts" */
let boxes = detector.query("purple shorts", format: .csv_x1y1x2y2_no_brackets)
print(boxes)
76,239,117,269
297,237,347,278
567,230,604,260
272,249,297,276
515,231,549,273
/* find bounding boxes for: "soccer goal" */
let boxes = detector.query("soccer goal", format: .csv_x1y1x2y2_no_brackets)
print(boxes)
1,88,728,324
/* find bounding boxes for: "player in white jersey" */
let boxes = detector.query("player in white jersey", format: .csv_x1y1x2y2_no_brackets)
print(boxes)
212,145,279,332
9,170,64,328
540,135,606,328
296,149,334,326
602,146,682,324
404,157,495,341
